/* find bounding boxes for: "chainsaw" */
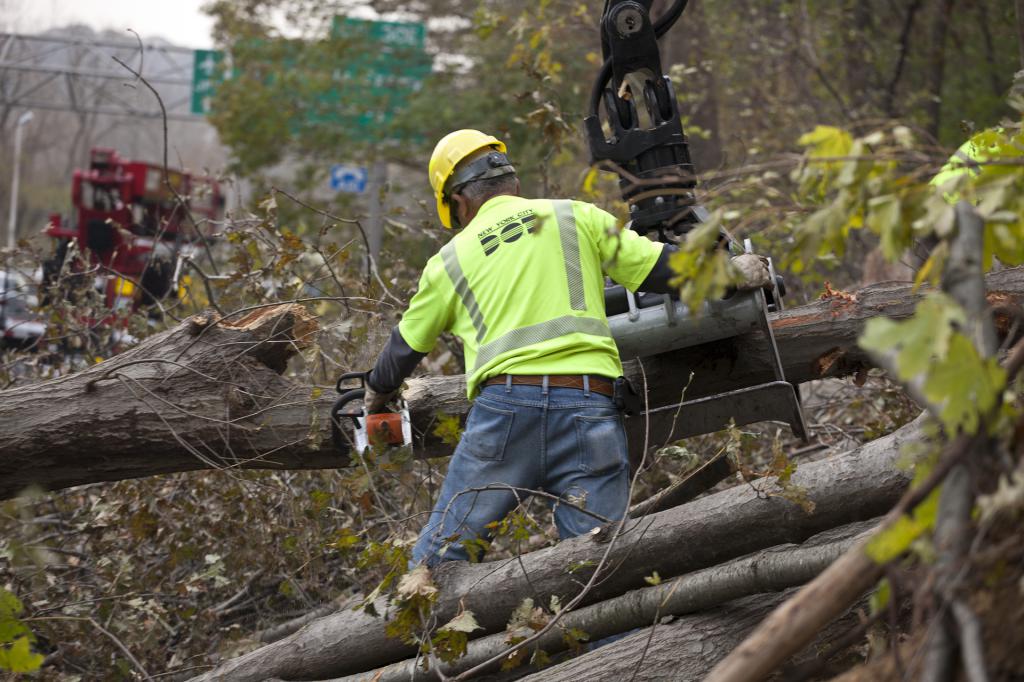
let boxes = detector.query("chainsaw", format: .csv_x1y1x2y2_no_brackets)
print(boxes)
330,372,413,454
587,0,807,440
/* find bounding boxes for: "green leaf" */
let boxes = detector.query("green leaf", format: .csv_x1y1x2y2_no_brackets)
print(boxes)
331,527,360,552
644,571,662,586
531,648,552,667
561,627,590,653
433,412,464,446
431,629,470,664
913,242,948,290
866,195,910,260
667,214,734,311
507,598,545,632
0,636,44,673
859,294,965,382
865,487,940,564
869,578,891,615
795,126,854,198
798,125,853,160
784,201,852,272
0,590,41,673
923,333,1006,434
0,590,31,645
500,640,529,671
461,537,490,563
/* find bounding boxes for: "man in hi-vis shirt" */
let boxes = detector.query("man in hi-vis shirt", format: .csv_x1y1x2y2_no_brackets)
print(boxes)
364,129,709,566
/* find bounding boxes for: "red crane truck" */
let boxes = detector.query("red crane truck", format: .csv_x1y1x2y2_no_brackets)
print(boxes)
45,147,224,313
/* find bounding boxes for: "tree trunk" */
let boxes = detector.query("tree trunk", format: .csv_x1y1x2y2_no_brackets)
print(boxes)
843,0,876,116
924,0,956,140
883,0,925,117
267,590,867,682
513,588,866,682
703,427,981,682
0,304,337,499
3,269,1023,499
337,521,875,682
190,414,925,681
1016,0,1024,70
922,204,996,680
4,268,1019,497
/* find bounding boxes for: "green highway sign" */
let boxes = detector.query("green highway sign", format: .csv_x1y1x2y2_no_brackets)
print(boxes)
189,18,429,137
323,17,430,134
191,49,224,115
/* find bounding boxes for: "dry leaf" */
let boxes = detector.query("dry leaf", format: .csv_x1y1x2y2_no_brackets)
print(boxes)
396,565,438,599
441,609,482,633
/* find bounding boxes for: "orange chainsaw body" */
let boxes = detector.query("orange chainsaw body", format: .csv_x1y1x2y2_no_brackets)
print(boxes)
365,412,405,446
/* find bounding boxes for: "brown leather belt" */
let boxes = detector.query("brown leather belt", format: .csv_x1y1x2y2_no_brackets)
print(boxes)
484,374,615,397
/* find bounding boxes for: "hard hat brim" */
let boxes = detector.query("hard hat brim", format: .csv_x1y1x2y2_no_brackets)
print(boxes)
436,193,453,229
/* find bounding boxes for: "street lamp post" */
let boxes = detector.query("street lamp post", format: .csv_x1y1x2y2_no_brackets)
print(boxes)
7,110,34,249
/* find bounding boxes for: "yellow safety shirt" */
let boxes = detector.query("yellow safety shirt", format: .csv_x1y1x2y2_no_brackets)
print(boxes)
931,128,1022,200
398,195,663,397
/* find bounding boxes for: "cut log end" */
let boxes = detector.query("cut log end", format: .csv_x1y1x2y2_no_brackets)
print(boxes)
219,304,319,373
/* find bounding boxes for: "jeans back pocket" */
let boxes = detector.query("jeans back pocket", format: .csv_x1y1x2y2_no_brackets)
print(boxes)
575,413,626,475
461,401,515,462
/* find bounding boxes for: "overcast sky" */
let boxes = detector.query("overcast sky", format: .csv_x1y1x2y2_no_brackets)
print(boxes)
2,0,216,48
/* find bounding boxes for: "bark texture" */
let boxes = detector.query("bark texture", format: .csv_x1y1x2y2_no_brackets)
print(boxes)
923,204,996,680
513,589,866,682
1018,0,1024,70
703,430,975,682
5,271,1022,499
190,414,925,681
0,305,333,499
924,0,956,138
338,521,875,682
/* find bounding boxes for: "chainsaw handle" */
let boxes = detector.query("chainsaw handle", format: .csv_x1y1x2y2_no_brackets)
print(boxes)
336,371,368,394
330,387,366,452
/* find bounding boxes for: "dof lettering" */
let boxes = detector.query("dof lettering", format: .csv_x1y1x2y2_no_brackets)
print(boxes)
480,214,538,256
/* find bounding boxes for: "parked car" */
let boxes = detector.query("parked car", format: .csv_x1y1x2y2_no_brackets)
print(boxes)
0,270,45,349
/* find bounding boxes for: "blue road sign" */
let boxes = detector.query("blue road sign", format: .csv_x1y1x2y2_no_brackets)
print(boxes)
330,164,368,194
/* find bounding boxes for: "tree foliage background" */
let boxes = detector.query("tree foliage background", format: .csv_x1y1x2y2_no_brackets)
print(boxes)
1,0,1022,678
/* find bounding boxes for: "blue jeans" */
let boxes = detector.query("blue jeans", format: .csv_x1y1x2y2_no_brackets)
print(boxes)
411,380,630,566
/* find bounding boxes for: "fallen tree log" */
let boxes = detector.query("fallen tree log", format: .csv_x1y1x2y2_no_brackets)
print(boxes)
3,270,1020,498
190,413,926,681
338,520,875,682
513,588,867,682
0,304,335,499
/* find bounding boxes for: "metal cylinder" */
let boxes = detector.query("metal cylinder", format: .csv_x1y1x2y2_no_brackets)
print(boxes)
608,291,763,360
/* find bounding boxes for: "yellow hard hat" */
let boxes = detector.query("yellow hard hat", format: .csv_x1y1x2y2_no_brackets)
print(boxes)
428,129,510,229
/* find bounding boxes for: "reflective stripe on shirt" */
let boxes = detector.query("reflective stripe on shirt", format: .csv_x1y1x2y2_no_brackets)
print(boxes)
473,314,612,372
441,241,488,343
553,199,587,311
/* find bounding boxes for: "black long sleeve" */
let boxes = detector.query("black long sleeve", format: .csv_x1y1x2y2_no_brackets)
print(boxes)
367,327,428,393
637,244,679,294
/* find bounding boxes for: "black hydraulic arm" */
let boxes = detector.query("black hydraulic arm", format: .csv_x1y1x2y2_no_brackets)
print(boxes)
585,0,700,240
